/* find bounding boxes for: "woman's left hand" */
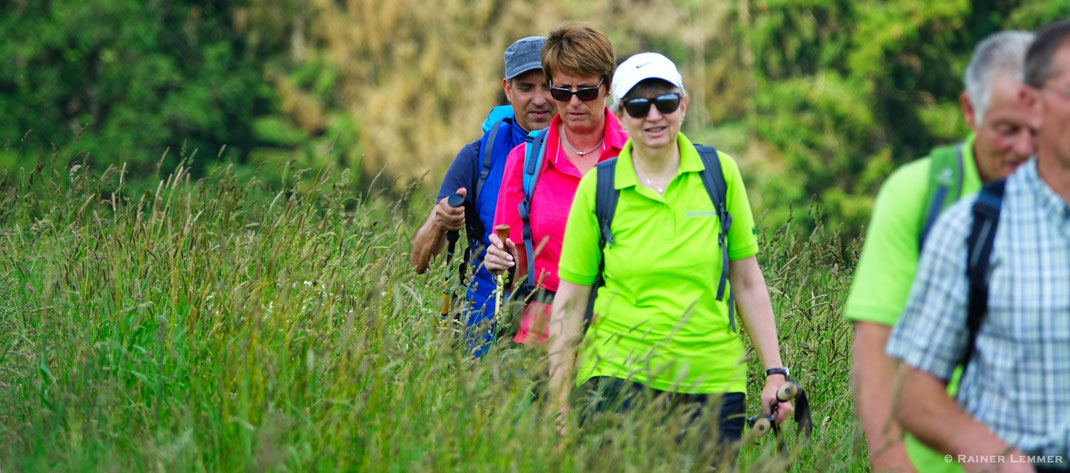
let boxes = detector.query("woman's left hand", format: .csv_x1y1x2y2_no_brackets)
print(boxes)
761,375,794,423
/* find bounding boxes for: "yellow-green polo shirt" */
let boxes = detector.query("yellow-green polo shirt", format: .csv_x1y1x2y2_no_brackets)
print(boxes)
558,134,759,394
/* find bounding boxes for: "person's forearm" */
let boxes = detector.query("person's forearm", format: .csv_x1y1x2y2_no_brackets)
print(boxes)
410,213,447,274
736,288,782,369
547,338,575,411
734,269,796,422
547,304,580,400
896,366,1016,468
547,283,588,416
852,322,916,473
731,258,782,370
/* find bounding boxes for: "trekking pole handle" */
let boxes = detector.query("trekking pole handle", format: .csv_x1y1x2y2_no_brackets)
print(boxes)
776,381,799,402
491,224,516,287
749,415,773,438
440,192,467,322
493,224,512,282
493,225,511,336
445,192,465,245
494,224,510,244
746,381,800,440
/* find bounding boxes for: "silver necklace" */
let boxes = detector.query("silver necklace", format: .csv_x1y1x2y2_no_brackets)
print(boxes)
644,176,665,194
561,130,603,156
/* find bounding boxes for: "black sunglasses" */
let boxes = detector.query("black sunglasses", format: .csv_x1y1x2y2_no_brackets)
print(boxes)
549,78,604,102
622,93,682,118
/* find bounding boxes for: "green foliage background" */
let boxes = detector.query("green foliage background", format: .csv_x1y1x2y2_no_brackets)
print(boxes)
3,0,1070,232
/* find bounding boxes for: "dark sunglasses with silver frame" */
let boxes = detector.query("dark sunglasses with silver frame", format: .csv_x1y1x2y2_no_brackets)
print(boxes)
622,93,682,119
549,78,605,102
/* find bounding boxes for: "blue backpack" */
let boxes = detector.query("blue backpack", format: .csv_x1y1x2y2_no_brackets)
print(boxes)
474,105,514,206
457,106,513,283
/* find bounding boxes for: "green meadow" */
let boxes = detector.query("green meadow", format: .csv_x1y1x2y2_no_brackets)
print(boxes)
0,156,861,472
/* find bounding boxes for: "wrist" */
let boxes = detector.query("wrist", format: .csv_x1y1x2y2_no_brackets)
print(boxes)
765,367,790,380
430,216,449,235
948,421,1009,460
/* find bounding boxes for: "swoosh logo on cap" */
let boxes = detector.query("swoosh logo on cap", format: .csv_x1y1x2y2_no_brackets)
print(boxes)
635,62,653,69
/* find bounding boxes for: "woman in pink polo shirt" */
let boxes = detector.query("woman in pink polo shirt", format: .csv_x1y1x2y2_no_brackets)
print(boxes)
485,22,627,348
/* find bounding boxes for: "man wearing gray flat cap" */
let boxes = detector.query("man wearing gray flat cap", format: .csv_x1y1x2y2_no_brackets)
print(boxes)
411,36,552,358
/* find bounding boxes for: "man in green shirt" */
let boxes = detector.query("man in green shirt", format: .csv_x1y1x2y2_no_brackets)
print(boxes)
846,31,1035,473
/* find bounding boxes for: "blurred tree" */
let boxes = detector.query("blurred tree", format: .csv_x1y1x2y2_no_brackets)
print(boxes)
0,0,276,178
735,0,1068,234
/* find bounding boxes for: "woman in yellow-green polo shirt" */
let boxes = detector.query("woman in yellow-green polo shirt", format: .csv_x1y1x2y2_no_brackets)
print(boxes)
547,52,792,460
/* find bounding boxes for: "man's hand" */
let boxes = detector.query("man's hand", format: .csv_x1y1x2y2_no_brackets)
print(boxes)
433,188,466,231
410,188,467,273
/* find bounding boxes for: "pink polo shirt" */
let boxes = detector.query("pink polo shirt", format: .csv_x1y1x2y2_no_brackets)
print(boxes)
494,108,626,346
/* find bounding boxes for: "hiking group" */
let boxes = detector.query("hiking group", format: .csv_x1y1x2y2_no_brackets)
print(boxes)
411,18,1070,472
847,19,1070,473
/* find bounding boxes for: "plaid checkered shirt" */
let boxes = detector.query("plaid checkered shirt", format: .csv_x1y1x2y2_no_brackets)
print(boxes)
887,158,1070,461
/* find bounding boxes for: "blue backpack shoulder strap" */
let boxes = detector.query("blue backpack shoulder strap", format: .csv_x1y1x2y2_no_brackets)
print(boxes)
920,142,965,250
475,118,506,205
961,178,1005,376
481,104,514,133
461,118,508,277
518,129,549,296
585,158,620,330
695,144,736,332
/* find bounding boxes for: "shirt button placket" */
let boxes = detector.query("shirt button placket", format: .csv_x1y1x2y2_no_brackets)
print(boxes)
664,201,674,238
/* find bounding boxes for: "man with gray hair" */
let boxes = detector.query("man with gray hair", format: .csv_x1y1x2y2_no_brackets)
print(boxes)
846,30,1035,473
889,18,1070,472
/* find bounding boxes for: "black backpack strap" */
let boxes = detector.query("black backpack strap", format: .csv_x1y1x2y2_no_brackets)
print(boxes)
518,129,549,299
594,159,620,248
587,158,620,331
920,143,965,250
695,145,736,332
459,122,506,286
961,178,1005,376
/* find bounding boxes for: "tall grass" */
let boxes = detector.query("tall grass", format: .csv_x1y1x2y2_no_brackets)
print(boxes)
0,156,866,472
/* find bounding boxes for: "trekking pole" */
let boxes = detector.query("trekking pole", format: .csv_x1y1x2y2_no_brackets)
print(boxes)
743,377,813,450
493,225,511,321
746,382,798,440
439,192,466,327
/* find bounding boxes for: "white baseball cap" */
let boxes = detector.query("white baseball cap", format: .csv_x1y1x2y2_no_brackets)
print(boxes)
611,52,684,103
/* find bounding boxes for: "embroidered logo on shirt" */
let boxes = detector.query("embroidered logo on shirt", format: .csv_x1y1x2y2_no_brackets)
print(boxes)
686,211,717,217
936,168,954,186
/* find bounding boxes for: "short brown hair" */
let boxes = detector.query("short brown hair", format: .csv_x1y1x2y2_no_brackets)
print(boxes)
541,22,615,89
